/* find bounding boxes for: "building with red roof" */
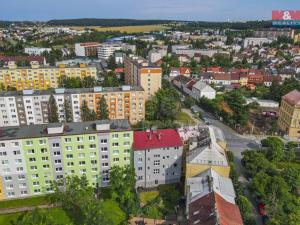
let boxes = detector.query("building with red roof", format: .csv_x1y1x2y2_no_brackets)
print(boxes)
133,129,183,188
0,55,46,66
186,169,243,225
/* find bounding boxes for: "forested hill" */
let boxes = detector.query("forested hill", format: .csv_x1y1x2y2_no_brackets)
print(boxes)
46,18,175,27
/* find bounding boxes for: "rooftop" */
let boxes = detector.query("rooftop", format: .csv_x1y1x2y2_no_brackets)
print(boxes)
0,120,131,141
282,89,300,106
133,129,183,151
0,86,144,97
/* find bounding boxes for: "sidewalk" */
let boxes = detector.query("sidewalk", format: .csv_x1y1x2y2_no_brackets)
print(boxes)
0,204,56,214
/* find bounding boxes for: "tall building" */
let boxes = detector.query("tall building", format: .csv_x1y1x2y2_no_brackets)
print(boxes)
278,90,300,138
0,86,145,127
0,62,97,91
75,42,101,57
124,55,162,99
133,129,183,188
0,120,133,200
97,43,136,60
148,47,167,63
254,28,295,39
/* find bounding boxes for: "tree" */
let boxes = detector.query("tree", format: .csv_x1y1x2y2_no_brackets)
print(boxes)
107,55,117,70
97,96,109,120
80,100,95,121
184,96,195,108
82,76,96,88
262,137,284,162
236,195,254,223
102,72,119,87
64,98,73,122
12,208,57,225
109,165,139,216
51,175,111,225
48,95,59,123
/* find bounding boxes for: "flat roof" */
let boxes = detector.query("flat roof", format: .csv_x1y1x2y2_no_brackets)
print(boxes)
0,120,131,141
0,86,144,97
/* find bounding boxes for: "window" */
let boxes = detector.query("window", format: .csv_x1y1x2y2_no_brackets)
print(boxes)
0,151,7,156
113,150,119,155
77,137,83,142
91,160,97,164
52,143,60,148
26,141,33,146
27,149,35,154
66,154,73,159
112,142,119,147
67,162,74,167
79,161,86,166
113,158,119,162
100,139,107,144
123,133,130,138
89,136,95,141
90,152,96,157
138,176,143,180
154,160,160,166
0,143,5,148
53,151,61,156
102,155,108,159
66,146,72,151
101,147,108,152
39,139,46,145
16,167,23,172
89,144,96,149
138,167,142,171
13,150,20,155
124,157,130,161
29,158,36,162
30,165,37,170
102,163,108,167
124,149,130,154
31,174,38,179
112,134,118,139
77,145,84,150
138,158,143,163
43,164,50,169
124,141,130,146
78,153,85,158
65,138,71,143
42,157,49,161
18,175,25,180
41,148,47,153
154,169,160,174
55,159,61,164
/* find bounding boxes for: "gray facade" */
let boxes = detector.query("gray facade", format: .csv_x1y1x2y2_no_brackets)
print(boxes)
134,146,183,188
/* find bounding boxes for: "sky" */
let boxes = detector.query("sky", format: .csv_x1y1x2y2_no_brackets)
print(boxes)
1,0,300,22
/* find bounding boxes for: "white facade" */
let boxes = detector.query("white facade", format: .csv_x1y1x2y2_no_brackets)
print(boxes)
148,48,167,63
0,97,19,127
97,43,136,60
243,38,273,48
191,81,216,100
24,47,51,56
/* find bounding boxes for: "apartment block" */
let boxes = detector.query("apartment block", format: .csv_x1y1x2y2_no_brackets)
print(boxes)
75,42,101,57
0,61,97,91
124,55,162,99
97,43,136,60
0,86,145,127
278,90,300,138
0,120,133,200
133,129,183,188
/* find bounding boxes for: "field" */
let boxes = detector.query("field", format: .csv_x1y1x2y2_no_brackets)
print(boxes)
175,111,197,126
69,24,169,33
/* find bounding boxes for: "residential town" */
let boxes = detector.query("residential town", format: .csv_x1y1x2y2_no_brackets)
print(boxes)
0,6,300,225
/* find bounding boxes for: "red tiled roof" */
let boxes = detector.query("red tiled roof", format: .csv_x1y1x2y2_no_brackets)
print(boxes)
133,129,183,151
207,66,225,73
188,192,243,225
179,67,191,75
215,193,244,225
213,73,231,80
283,90,300,106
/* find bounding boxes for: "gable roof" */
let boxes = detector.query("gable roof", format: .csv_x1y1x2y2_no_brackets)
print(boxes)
193,81,215,92
133,129,183,151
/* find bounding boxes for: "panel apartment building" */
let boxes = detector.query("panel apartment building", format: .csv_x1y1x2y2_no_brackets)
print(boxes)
0,61,97,91
0,86,145,127
124,55,162,99
0,120,133,200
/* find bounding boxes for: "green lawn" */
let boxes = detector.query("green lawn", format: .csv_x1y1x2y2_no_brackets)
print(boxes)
0,195,50,209
175,111,196,125
0,208,71,225
101,199,126,225
139,191,159,205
